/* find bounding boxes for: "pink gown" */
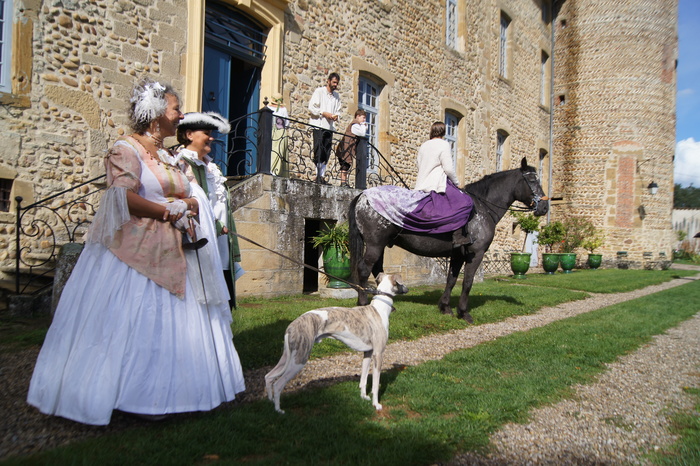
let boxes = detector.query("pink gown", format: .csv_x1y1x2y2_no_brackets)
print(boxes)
26,137,245,425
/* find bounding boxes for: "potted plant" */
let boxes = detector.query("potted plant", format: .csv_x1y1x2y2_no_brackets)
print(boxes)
536,221,565,274
510,212,541,278
311,222,351,288
581,228,605,269
558,217,594,273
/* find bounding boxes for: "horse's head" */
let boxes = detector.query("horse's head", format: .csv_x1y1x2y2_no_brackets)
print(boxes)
517,157,549,217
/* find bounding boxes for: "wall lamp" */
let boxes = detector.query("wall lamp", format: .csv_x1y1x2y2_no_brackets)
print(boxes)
647,181,658,195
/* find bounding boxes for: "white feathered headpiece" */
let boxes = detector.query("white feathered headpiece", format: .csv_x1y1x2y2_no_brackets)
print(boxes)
130,80,168,124
179,112,231,134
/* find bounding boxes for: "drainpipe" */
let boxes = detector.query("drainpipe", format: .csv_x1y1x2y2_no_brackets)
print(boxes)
547,0,557,224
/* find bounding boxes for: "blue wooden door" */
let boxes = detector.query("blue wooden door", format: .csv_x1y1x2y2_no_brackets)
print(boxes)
202,46,231,174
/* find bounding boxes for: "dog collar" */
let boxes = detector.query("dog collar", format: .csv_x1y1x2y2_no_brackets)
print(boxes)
372,294,395,310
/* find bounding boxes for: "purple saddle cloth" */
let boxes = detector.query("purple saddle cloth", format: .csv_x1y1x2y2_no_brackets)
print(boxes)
363,180,473,234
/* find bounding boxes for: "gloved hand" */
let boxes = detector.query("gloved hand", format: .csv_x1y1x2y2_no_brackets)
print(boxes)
172,211,194,232
164,199,187,222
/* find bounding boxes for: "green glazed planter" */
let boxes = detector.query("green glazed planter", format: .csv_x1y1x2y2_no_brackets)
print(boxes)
559,253,577,273
587,253,602,270
323,246,351,288
510,252,532,279
541,253,560,274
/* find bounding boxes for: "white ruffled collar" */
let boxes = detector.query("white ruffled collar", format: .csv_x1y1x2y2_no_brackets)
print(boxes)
179,149,212,167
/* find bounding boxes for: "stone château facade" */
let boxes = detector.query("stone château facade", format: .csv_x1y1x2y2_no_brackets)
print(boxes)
0,0,677,297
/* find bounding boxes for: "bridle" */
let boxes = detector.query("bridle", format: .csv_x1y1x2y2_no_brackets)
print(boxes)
465,169,548,216
518,170,549,212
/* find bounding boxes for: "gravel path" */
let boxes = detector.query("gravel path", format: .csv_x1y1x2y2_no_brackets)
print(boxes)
1,267,699,463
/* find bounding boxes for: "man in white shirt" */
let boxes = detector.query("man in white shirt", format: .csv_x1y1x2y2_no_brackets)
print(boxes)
308,72,341,184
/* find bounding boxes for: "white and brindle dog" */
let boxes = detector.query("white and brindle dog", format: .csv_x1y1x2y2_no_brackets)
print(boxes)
264,273,409,413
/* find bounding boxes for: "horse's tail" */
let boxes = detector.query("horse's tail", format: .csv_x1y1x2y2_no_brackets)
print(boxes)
348,194,364,285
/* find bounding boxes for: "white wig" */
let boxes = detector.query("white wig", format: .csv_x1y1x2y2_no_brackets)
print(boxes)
179,112,231,134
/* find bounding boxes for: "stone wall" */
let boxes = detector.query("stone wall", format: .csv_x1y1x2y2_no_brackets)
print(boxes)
552,0,677,262
672,209,700,253
229,174,444,298
281,0,554,254
0,0,187,279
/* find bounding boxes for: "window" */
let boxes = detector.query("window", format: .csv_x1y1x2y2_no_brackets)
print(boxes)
0,0,13,93
358,76,381,172
446,0,457,49
0,178,11,212
499,12,511,78
540,51,550,107
496,130,508,171
445,111,459,171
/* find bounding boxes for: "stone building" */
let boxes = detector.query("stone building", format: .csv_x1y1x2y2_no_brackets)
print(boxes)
551,0,677,261
0,0,677,298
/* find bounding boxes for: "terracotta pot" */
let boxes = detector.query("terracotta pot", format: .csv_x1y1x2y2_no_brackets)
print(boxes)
587,253,602,269
542,253,560,274
510,252,532,279
559,253,577,273
323,246,351,288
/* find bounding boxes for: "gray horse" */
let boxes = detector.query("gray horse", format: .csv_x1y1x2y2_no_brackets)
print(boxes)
349,158,549,323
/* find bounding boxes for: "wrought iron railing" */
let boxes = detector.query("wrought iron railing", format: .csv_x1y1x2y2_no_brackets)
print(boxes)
13,175,106,294
213,104,410,189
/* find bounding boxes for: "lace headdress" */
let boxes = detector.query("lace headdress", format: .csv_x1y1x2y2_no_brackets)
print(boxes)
130,80,168,125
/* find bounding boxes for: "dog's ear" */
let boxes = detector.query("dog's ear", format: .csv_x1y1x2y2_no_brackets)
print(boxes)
375,273,385,285
392,273,402,283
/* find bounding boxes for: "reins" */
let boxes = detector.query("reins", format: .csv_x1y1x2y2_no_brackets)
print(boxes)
464,170,548,218
230,231,388,297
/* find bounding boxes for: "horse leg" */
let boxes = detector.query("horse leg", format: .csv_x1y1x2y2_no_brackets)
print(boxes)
371,250,385,278
437,254,465,316
456,250,485,323
357,244,384,306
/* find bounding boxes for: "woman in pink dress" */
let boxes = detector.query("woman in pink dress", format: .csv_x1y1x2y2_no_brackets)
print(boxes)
27,78,245,425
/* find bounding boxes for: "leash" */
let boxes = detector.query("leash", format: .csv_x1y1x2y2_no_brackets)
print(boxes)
230,231,387,296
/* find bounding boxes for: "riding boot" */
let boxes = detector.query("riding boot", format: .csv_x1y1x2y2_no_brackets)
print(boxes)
452,225,473,248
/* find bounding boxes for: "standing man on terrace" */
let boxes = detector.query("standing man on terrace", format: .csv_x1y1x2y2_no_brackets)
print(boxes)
308,72,341,184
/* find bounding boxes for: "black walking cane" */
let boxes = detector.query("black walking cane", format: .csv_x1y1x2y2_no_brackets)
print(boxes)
184,217,228,398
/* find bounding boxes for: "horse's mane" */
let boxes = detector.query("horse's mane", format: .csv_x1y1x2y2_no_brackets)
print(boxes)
463,165,535,197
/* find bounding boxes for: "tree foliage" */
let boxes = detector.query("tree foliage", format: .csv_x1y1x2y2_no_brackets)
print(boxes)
674,184,700,208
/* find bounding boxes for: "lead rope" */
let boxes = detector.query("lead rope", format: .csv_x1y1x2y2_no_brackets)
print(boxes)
230,231,386,296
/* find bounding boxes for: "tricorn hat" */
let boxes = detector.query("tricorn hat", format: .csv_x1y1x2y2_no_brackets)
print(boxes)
179,111,231,134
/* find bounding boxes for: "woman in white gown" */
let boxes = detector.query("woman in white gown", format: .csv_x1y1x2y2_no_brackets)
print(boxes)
26,78,245,425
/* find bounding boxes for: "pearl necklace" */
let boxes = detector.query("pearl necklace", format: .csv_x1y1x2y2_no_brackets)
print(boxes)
139,133,176,170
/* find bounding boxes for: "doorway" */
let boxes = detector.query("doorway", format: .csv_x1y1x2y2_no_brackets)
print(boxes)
303,219,320,293
202,1,267,176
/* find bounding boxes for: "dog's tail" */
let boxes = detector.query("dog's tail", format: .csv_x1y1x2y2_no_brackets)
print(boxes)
266,332,293,386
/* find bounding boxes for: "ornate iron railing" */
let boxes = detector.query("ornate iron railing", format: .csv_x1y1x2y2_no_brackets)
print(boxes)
214,104,410,189
14,175,106,294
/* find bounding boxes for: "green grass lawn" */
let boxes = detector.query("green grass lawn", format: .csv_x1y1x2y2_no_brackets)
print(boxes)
497,268,695,293
3,269,698,465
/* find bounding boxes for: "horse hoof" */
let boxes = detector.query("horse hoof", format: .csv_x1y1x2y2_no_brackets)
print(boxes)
459,313,474,324
440,308,454,316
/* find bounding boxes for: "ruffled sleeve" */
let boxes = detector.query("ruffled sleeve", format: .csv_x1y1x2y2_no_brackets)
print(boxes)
86,186,131,246
105,139,142,192
86,140,142,246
